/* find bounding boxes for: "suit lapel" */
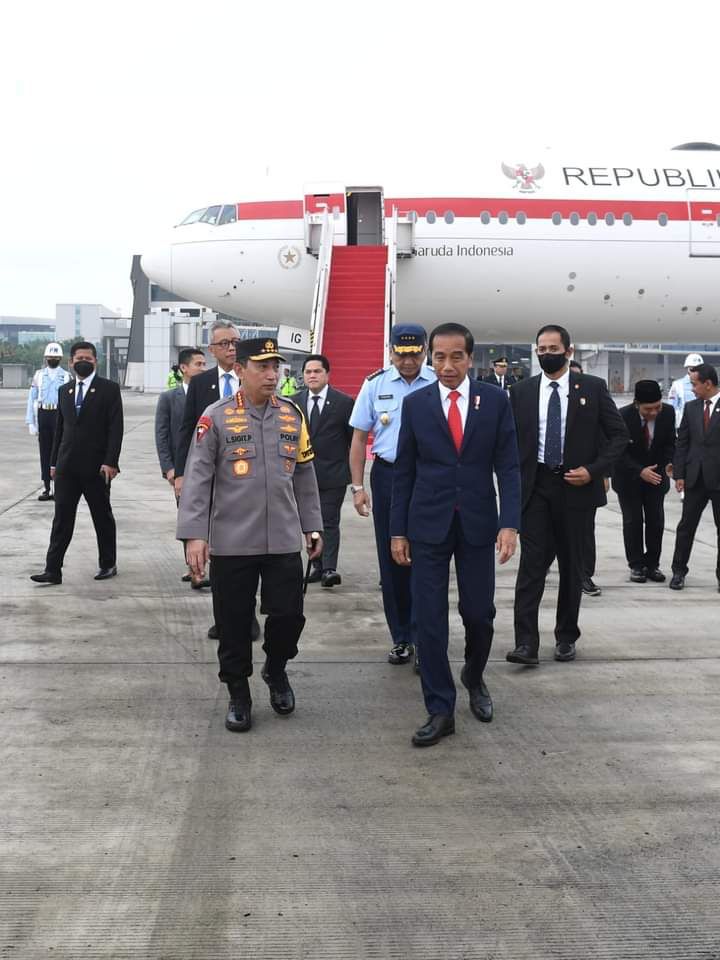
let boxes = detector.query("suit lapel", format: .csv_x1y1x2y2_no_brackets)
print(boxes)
428,383,456,452
564,371,580,443
459,381,481,456
706,397,720,436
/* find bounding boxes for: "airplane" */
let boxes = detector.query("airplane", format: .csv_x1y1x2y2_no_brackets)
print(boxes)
141,144,720,346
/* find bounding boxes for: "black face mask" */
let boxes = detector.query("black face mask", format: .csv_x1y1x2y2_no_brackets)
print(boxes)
538,353,568,375
46,358,61,368
73,360,95,379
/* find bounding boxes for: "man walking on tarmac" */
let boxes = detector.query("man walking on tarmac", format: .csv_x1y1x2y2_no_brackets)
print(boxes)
26,342,71,500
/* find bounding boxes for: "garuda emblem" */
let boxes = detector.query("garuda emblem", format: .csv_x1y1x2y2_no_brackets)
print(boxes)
501,162,545,193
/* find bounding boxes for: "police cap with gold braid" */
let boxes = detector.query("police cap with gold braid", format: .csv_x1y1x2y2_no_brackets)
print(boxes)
236,337,287,362
390,324,427,354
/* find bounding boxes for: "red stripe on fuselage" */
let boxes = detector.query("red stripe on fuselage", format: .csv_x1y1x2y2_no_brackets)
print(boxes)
237,201,304,219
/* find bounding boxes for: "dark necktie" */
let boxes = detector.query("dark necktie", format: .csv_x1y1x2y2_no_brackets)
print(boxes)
448,390,463,453
544,382,562,468
642,419,651,450
75,380,84,413
704,400,711,432
310,395,320,433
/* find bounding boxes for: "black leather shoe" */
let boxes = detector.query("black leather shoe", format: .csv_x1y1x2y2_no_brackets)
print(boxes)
306,564,322,584
321,569,342,588
181,573,192,582
460,666,493,722
261,662,295,715
506,644,539,665
207,624,220,640
669,574,685,590
412,714,455,747
38,490,53,501
94,566,117,581
630,566,647,583
582,577,602,596
225,683,252,732
30,570,62,585
190,577,211,589
645,568,666,583
554,641,576,661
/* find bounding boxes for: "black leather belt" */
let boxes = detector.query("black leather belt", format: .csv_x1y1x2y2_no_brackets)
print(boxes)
374,456,394,467
537,462,564,476
39,404,58,411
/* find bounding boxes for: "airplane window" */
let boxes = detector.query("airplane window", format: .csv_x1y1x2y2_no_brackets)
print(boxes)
180,208,207,225
200,205,222,225
658,213,668,226
605,212,615,225
552,212,562,225
516,212,527,225
498,211,508,224
408,210,418,222
480,211,491,225
587,212,598,225
444,211,454,224
623,212,633,226
426,210,437,224
569,212,580,226
218,205,237,225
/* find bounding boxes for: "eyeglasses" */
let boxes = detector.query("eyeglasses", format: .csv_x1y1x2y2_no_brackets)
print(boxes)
211,339,239,350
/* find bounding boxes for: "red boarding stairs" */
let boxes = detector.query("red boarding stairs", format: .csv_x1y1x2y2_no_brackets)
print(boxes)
318,245,387,398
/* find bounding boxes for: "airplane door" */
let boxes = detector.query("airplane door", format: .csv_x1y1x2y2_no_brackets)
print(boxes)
347,188,384,245
688,189,720,256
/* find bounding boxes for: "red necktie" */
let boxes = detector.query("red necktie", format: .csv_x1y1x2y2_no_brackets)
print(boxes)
448,390,463,453
642,419,651,449
704,400,711,432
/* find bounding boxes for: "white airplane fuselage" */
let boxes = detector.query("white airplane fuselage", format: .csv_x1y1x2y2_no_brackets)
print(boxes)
141,152,720,343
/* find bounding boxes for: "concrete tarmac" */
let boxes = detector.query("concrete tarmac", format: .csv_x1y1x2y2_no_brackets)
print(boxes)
1,388,719,959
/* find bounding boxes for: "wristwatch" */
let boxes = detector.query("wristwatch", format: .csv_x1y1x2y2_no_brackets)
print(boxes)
350,484,364,495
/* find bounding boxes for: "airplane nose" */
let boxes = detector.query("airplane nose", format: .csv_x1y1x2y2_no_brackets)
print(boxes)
141,245,172,291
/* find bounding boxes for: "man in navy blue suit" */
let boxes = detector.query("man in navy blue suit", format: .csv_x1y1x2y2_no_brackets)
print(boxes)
390,323,521,747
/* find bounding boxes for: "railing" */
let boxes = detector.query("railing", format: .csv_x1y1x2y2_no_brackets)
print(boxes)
383,206,399,354
309,209,335,352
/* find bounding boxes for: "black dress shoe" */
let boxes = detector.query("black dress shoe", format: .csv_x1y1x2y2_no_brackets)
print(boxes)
207,624,220,640
225,682,252,732
554,641,576,661
38,490,53,501
190,577,211,589
181,573,192,582
94,566,117,581
581,577,602,596
30,570,62,585
261,662,295,715
669,574,685,590
630,566,647,583
506,644,539,665
321,569,342,588
412,714,455,747
460,666,493,722
306,564,322,584
645,568,666,583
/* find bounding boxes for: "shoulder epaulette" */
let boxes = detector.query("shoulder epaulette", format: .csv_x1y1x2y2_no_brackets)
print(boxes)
282,396,306,417
366,368,384,381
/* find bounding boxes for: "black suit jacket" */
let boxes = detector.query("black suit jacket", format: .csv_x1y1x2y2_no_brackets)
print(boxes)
612,403,675,495
292,386,354,489
51,376,123,476
176,367,226,477
509,371,629,511
673,395,720,490
483,373,517,390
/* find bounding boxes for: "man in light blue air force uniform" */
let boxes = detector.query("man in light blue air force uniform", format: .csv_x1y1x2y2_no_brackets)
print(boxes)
349,324,436,666
26,342,72,501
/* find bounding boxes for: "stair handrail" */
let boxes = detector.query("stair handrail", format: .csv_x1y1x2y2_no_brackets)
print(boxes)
309,208,335,352
383,205,398,352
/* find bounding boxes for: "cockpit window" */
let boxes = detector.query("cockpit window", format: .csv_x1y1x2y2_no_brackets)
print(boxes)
218,204,238,225
180,208,207,225
200,205,222,225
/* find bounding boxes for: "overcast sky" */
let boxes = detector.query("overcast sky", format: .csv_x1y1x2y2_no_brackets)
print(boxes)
2,0,718,318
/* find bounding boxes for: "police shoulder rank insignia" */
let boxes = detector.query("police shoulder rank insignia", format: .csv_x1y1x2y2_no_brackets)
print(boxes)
367,368,384,381
196,415,212,442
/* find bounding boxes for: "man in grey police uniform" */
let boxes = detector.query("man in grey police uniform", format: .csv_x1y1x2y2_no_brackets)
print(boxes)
349,324,436,665
178,337,324,732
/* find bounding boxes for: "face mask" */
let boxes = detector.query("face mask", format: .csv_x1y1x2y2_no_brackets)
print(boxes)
46,358,61,368
538,353,568,375
73,360,94,378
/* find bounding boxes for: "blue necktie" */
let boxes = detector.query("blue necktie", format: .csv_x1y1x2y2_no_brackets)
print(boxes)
75,380,84,413
545,381,562,468
222,372,233,398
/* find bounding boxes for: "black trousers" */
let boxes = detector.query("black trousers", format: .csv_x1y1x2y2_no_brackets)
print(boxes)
37,409,58,489
583,509,597,579
617,484,666,570
317,485,346,571
671,478,720,579
210,553,305,685
45,469,116,573
514,467,587,650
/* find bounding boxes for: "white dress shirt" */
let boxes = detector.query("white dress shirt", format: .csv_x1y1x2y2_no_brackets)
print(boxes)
537,368,570,463
182,381,189,395
217,367,239,396
307,384,329,418
438,376,470,430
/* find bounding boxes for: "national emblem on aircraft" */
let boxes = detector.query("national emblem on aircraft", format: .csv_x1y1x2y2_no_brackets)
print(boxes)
501,161,545,192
